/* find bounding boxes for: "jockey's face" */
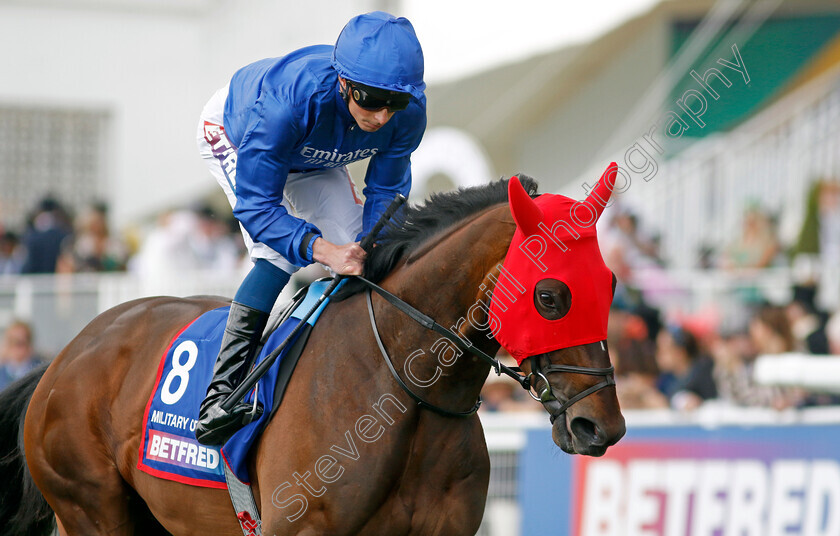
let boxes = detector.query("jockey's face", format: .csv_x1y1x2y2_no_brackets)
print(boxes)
340,78,396,133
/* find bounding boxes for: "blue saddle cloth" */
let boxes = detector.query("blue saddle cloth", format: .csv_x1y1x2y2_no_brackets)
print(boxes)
138,281,332,488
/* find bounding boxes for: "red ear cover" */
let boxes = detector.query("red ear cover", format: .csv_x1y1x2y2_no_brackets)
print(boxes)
508,176,544,236
585,162,618,221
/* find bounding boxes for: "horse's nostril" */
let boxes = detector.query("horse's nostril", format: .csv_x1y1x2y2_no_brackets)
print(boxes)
570,417,604,446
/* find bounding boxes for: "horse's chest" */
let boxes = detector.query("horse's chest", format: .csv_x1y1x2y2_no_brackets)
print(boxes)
359,469,489,536
365,426,490,535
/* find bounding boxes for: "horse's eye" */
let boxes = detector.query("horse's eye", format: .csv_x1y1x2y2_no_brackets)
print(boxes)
533,279,572,320
538,291,554,308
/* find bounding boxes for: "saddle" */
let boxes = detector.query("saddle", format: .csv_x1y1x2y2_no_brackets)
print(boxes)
138,278,330,488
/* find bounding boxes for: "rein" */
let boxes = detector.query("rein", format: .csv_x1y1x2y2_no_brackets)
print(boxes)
356,276,616,420
366,290,481,418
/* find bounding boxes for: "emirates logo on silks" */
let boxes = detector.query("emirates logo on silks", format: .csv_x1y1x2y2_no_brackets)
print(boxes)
489,163,618,364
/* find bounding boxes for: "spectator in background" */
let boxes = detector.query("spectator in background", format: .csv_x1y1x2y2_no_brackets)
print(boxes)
818,181,840,265
130,203,244,281
747,304,803,409
791,181,840,310
795,180,840,265
0,320,45,390
58,202,128,273
601,206,662,282
20,196,73,274
827,312,840,355
785,285,829,354
615,349,668,410
720,203,781,270
609,307,668,410
792,181,824,262
750,304,795,355
713,307,811,409
600,207,682,308
190,204,242,272
753,303,839,407
819,182,840,305
0,231,23,275
655,324,717,410
709,328,769,406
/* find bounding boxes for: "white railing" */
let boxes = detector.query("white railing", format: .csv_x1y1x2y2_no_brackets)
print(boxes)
0,271,245,356
754,353,840,394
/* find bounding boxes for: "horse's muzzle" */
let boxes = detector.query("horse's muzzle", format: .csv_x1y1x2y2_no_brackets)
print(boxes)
548,403,626,457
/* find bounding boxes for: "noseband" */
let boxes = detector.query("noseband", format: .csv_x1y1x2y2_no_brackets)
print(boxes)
356,276,616,420
526,354,615,424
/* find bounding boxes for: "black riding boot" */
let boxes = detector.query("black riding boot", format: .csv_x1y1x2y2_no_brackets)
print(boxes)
195,302,270,446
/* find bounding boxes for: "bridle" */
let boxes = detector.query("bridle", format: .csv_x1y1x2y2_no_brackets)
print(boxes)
526,354,615,424
355,276,616,419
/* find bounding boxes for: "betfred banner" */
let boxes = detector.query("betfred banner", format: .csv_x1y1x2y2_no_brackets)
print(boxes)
520,423,840,535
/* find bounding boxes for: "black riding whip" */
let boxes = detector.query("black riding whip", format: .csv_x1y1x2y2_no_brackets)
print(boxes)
220,194,407,413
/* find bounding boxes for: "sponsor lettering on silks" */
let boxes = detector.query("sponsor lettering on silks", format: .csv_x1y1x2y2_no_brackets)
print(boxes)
204,121,237,182
146,429,220,473
299,146,379,168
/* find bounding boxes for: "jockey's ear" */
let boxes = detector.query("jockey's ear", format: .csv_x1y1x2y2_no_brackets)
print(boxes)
585,162,618,221
508,176,543,236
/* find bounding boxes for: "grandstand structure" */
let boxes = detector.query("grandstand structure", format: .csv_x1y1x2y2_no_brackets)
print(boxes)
420,0,840,330
612,48,840,270
426,0,840,267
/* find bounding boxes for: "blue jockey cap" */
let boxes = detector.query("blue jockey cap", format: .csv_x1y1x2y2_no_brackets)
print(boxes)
332,11,425,101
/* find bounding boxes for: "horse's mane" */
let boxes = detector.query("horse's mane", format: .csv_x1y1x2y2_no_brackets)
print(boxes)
334,174,539,300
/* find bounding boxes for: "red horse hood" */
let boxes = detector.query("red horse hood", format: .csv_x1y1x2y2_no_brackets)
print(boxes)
489,163,617,363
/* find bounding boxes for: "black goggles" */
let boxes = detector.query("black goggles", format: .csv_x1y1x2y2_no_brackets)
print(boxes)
348,82,411,112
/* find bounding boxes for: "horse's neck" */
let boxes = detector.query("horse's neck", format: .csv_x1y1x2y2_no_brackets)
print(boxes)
374,207,515,413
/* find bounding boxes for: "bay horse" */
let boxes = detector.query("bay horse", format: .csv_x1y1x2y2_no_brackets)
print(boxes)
0,166,625,535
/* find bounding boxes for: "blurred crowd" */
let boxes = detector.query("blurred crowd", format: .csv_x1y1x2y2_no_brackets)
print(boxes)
608,288,840,412
0,196,127,275
0,195,252,382
0,194,247,278
601,179,840,412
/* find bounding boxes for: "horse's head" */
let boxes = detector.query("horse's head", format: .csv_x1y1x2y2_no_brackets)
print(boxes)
489,163,625,456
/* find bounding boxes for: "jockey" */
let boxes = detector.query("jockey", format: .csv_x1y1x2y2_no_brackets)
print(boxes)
195,11,426,446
